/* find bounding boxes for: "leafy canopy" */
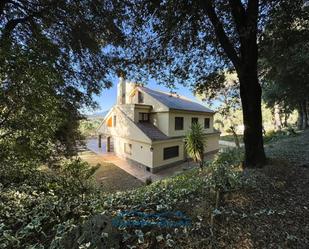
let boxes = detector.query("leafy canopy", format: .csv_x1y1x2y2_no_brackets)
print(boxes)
0,0,126,166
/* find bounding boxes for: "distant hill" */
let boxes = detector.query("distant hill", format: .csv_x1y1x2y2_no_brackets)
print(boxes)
87,110,108,119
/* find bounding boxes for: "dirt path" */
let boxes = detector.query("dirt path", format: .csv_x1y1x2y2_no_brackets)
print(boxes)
79,150,143,192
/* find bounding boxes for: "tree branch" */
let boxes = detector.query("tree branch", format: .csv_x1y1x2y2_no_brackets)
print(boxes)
228,0,247,39
1,15,34,43
0,0,10,17
201,0,241,70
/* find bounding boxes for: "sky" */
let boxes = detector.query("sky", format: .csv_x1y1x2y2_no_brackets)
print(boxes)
87,77,215,115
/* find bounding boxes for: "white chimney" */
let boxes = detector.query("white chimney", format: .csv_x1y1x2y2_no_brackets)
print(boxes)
125,81,136,104
117,76,126,105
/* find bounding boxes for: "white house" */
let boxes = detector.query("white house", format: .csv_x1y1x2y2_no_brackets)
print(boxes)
97,77,220,173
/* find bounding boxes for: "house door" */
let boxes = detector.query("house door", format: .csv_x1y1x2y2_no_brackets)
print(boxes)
106,136,114,152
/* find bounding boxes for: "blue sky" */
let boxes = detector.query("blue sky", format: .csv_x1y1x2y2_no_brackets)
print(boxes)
88,77,214,114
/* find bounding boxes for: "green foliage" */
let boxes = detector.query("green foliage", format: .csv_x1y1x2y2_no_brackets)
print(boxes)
184,123,205,168
0,159,101,249
59,158,100,195
208,148,244,192
264,129,298,144
260,0,309,112
0,147,250,249
212,148,244,168
79,118,103,138
0,0,126,168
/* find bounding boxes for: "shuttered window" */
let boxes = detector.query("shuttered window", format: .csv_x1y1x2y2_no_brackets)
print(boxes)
175,117,184,130
204,118,210,129
163,146,179,160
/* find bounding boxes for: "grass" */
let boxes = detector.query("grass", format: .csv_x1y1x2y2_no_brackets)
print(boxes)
220,134,244,143
79,150,143,192
220,128,299,145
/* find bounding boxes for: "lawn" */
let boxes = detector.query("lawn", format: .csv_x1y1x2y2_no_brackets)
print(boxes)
79,150,143,192
220,128,299,145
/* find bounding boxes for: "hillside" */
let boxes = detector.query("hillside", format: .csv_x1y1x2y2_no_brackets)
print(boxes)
1,131,308,248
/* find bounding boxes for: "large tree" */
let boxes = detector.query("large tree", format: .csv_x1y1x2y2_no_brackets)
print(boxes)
260,0,309,130
0,0,125,166
116,0,279,167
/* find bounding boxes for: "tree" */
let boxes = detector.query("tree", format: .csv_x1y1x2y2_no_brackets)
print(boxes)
184,123,205,169
260,0,309,130
0,1,125,166
117,0,280,167
200,72,242,148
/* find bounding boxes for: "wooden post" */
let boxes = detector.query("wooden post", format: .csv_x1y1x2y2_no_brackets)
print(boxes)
98,134,102,148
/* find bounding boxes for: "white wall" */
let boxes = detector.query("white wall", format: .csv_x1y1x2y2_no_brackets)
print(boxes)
152,139,185,168
113,136,153,167
168,111,214,137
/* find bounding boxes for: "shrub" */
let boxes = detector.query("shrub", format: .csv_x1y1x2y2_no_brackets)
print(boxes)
0,158,102,249
184,123,205,169
212,148,244,167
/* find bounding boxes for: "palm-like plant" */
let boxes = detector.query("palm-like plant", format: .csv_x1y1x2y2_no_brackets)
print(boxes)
184,122,205,169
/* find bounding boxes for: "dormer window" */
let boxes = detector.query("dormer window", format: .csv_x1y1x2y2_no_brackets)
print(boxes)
139,113,149,122
138,91,144,103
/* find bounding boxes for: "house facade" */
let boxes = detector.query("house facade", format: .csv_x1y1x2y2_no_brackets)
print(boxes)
97,77,220,172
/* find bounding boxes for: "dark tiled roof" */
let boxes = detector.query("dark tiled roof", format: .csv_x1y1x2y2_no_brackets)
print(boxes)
136,122,169,141
140,87,214,113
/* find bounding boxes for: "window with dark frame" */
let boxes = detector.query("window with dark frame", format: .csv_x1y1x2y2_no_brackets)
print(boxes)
138,91,144,103
163,146,179,160
204,118,210,129
124,143,132,155
191,117,198,125
175,117,184,130
138,112,150,122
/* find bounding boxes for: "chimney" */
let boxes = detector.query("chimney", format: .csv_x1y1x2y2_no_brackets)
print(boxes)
125,81,136,104
117,70,126,105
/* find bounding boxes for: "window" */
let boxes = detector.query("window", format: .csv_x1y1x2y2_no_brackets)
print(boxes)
138,91,144,103
204,118,210,129
107,117,112,127
113,115,117,127
175,117,184,130
124,143,132,155
191,117,198,125
139,112,149,122
163,146,179,160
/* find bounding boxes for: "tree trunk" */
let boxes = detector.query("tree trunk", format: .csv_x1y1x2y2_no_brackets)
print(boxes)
238,70,266,168
298,102,304,130
303,100,309,129
283,113,289,128
273,103,282,131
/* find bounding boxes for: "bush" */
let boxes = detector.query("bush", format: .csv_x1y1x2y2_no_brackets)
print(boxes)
0,158,102,249
207,148,243,193
211,148,244,168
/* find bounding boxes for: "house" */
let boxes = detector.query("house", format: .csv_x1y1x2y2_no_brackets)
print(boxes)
97,77,220,173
